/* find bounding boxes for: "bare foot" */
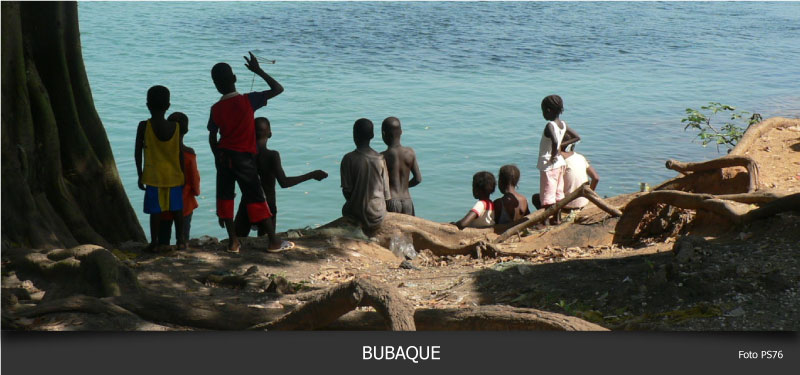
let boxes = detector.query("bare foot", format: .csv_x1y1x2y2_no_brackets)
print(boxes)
227,240,240,253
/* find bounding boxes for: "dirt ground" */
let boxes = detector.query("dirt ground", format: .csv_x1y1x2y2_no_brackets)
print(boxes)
3,120,799,331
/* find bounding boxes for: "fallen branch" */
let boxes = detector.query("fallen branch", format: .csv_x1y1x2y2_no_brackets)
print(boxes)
665,155,760,192
250,277,416,331
494,184,621,244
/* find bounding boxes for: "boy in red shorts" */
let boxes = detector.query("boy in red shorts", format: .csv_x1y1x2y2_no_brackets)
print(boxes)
208,52,290,253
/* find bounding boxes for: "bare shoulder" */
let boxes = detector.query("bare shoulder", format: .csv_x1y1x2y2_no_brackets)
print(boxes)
401,145,417,159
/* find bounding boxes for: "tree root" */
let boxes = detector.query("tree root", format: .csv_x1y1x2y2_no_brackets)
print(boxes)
323,305,608,331
614,191,799,243
663,155,760,192
495,184,621,244
250,277,416,331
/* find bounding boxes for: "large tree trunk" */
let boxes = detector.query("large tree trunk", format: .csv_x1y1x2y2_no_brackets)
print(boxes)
1,2,145,249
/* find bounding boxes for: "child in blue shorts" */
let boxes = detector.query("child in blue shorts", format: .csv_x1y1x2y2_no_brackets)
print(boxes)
135,85,185,251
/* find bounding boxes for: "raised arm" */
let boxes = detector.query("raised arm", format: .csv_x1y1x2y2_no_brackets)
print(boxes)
134,121,146,190
244,51,284,100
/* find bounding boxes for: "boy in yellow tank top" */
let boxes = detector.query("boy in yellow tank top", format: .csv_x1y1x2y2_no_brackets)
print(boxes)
135,85,186,251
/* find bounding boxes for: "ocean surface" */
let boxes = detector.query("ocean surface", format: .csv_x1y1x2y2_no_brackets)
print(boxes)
78,1,800,239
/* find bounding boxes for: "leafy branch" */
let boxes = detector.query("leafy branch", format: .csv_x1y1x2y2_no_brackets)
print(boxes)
682,102,762,153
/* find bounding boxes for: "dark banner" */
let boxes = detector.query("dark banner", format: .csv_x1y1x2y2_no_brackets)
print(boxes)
2,331,797,374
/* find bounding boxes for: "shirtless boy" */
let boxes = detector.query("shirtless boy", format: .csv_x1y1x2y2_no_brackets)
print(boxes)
234,117,328,237
380,117,421,215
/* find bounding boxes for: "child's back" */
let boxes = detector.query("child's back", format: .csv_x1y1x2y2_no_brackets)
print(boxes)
341,118,391,229
381,117,421,216
141,119,183,188
494,165,529,224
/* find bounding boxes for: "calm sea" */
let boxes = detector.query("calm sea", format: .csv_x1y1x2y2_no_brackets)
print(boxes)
78,2,800,239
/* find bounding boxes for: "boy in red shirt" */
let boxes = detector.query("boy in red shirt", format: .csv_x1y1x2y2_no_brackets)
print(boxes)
208,52,289,253
158,112,200,246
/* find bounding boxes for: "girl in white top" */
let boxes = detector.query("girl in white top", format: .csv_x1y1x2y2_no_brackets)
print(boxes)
561,145,600,209
453,171,496,229
537,95,580,224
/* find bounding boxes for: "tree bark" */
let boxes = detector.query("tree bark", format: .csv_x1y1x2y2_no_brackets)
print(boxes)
1,2,145,249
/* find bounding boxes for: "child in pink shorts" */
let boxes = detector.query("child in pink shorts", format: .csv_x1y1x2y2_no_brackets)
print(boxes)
536,94,580,225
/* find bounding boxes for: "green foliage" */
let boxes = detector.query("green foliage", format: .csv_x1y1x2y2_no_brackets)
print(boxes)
682,102,762,152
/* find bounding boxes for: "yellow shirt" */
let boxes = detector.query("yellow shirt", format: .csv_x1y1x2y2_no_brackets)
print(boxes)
142,120,184,187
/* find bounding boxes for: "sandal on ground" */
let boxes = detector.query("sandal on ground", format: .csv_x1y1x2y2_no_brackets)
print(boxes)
226,242,240,254
267,241,295,253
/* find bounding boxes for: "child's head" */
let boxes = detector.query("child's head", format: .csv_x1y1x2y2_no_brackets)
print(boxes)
211,62,236,95
167,112,189,135
255,117,272,141
146,85,170,114
472,171,496,199
497,164,520,194
353,118,374,146
541,94,563,121
381,116,402,146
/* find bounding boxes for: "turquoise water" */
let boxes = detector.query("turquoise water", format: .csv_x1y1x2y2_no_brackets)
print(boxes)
79,2,800,239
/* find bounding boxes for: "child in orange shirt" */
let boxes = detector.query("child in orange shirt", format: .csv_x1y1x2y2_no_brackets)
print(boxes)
158,112,200,245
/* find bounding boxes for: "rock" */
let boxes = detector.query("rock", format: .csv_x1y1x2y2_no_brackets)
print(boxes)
266,276,295,295
399,260,419,270
725,307,745,317
287,231,302,239
194,236,219,247
673,236,704,263
1,289,19,308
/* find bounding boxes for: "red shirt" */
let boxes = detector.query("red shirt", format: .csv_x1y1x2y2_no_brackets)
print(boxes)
208,91,268,154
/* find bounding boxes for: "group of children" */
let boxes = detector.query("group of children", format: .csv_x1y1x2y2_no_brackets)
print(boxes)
452,94,600,229
136,52,598,252
136,52,326,253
